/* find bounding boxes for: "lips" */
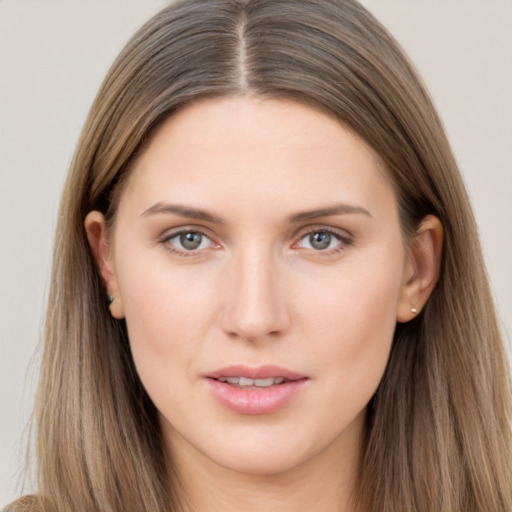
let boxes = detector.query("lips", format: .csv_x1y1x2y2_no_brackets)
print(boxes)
206,364,306,381
205,365,309,415
216,376,285,387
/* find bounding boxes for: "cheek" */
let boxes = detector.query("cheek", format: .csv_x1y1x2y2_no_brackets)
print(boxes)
297,254,403,398
116,257,219,375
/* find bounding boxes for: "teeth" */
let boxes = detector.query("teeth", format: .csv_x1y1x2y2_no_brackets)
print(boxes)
254,378,279,387
218,377,240,384
217,376,285,387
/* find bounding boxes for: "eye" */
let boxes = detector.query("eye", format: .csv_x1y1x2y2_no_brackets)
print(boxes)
163,230,215,253
296,229,347,252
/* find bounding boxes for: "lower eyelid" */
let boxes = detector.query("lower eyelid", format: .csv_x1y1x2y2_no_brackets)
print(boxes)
158,227,351,256
162,228,207,241
160,229,214,251
296,229,351,248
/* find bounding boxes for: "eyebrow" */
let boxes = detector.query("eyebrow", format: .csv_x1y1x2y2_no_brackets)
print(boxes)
141,201,371,224
287,203,372,223
141,202,225,224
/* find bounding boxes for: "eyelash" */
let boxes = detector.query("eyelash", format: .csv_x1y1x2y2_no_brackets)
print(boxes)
293,227,352,256
160,229,218,258
159,226,352,258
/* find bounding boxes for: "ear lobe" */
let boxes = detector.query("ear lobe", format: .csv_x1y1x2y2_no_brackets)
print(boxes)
397,215,443,323
84,211,124,319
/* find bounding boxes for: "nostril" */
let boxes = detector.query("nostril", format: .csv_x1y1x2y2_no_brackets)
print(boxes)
218,269,291,341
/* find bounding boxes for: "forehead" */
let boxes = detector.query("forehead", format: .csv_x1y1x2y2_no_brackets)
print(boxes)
119,96,396,221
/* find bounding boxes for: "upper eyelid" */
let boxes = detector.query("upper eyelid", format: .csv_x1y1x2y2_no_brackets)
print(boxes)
293,224,353,241
157,227,219,253
157,224,353,249
291,226,354,255
158,229,219,257
159,225,215,241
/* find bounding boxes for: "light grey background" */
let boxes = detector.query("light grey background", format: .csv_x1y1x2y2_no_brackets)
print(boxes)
1,0,511,505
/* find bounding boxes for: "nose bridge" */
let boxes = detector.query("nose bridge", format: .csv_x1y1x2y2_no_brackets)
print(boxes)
220,242,289,341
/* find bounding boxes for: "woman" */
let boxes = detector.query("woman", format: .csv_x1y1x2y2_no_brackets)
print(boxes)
6,0,512,511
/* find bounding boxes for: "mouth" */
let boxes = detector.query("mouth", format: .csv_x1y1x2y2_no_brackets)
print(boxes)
205,365,309,415
213,376,287,388
206,364,306,381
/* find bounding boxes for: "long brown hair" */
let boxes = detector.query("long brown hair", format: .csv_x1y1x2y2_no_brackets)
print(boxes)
11,1,512,511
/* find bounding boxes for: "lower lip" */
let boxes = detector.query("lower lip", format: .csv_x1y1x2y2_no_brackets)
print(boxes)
205,378,308,415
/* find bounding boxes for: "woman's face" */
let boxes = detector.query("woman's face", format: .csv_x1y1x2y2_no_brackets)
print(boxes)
96,97,417,476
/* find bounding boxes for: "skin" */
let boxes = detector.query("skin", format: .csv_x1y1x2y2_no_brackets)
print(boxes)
86,97,442,512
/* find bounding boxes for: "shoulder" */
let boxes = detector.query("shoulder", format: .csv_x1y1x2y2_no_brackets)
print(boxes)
3,495,46,512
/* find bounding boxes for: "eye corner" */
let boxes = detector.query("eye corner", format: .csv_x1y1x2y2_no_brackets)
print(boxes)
159,227,221,257
292,226,353,255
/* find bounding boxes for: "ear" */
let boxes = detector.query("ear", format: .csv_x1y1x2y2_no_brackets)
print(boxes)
397,215,443,323
84,211,125,319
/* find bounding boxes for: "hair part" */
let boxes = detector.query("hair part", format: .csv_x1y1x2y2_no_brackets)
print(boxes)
11,1,512,511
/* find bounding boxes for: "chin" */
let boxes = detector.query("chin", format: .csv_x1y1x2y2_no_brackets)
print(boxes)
209,442,314,477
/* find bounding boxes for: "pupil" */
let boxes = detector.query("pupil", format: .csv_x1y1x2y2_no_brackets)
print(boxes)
310,231,331,250
180,232,202,250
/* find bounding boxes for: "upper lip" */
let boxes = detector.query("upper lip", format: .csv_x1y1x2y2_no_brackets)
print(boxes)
205,364,307,381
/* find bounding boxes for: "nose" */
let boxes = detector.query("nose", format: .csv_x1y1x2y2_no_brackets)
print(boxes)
219,247,290,343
